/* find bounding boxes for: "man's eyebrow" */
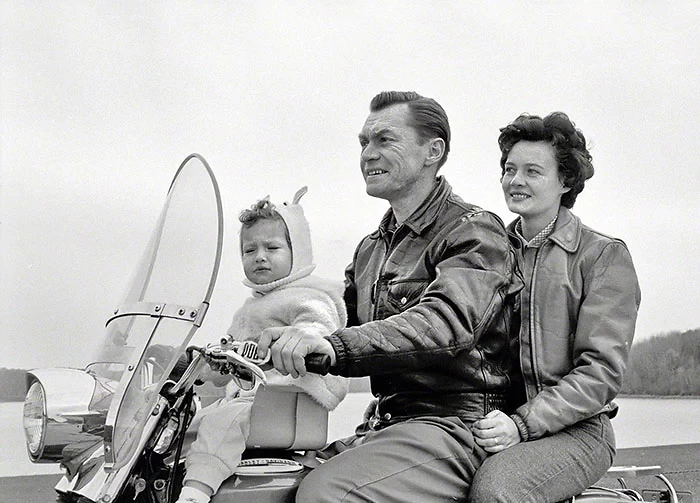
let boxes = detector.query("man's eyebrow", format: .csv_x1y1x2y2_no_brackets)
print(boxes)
358,127,394,140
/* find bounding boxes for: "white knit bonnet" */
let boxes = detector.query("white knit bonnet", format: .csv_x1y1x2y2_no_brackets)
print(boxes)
242,187,316,293
275,186,314,277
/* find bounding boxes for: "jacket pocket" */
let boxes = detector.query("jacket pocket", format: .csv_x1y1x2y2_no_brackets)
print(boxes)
386,279,429,312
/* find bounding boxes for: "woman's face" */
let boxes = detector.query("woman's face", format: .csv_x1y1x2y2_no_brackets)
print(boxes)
501,140,569,226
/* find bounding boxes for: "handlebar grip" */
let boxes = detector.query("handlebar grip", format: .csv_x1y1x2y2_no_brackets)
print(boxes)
304,353,331,375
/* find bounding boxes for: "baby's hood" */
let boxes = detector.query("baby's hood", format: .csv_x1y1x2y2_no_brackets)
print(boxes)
275,186,314,277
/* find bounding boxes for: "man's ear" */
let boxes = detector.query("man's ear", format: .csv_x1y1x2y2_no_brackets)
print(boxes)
425,138,445,167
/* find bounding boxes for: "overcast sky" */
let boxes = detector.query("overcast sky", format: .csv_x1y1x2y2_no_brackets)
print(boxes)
2,2,699,369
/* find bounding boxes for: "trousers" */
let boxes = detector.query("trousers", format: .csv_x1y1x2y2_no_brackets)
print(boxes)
184,395,254,493
467,413,616,503
296,416,487,503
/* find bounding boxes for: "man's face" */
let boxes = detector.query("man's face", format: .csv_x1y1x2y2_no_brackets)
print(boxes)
358,103,432,204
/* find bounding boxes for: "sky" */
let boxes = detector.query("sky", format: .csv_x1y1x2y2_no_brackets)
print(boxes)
1,2,699,370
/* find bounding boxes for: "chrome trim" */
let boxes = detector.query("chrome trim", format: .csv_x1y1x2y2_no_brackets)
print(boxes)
171,153,224,306
107,301,202,325
98,396,170,502
25,368,104,463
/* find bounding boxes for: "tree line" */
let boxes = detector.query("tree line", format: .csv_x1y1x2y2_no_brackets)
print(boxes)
1,329,698,402
620,328,700,396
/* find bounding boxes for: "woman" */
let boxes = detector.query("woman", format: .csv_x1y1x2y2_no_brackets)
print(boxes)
468,112,641,503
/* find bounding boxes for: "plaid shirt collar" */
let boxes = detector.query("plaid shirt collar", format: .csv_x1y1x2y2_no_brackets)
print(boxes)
515,216,558,249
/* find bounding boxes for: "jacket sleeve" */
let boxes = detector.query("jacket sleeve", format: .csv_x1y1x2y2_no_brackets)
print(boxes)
514,241,641,440
329,212,521,376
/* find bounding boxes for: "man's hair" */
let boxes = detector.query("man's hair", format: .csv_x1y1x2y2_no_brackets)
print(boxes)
238,197,291,246
498,112,594,208
370,91,451,169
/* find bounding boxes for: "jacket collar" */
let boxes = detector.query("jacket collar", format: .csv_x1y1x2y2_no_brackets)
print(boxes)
375,176,451,237
507,206,582,254
547,206,582,253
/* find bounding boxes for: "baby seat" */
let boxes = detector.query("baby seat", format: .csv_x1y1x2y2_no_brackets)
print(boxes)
213,384,328,503
245,383,328,451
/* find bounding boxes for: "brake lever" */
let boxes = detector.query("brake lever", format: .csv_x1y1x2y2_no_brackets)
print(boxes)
203,342,268,385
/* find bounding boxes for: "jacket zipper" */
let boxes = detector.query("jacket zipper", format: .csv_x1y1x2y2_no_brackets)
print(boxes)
528,246,544,396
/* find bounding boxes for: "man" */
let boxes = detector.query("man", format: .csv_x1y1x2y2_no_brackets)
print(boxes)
258,91,522,502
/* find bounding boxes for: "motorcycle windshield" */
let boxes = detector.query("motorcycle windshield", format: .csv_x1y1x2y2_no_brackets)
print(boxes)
102,154,223,471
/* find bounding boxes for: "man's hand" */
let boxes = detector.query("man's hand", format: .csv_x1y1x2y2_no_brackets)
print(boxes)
258,326,336,378
471,410,521,453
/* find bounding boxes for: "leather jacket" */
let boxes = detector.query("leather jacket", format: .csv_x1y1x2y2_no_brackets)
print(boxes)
508,207,641,441
327,177,522,424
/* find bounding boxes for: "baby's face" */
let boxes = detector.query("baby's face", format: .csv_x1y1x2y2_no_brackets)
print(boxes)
240,219,292,284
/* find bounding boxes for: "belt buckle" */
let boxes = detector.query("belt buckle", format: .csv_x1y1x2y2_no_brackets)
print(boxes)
484,393,506,414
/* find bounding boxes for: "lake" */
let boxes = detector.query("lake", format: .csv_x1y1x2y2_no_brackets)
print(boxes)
3,396,699,477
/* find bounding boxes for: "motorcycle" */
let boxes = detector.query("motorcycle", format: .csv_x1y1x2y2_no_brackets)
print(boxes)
22,154,690,503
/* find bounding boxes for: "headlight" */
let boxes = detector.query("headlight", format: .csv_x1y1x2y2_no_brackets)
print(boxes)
23,380,47,460
23,368,108,464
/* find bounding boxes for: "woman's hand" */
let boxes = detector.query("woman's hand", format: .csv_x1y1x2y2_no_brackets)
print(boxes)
471,410,521,453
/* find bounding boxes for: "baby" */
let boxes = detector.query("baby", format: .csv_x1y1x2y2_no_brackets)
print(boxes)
177,187,348,503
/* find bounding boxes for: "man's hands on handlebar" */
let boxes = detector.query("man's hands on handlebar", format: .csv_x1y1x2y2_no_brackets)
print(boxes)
257,326,336,378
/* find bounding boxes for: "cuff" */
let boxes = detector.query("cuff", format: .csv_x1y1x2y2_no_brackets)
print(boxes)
509,413,530,442
325,332,346,374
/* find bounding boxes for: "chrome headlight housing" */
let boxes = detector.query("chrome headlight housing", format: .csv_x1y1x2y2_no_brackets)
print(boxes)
23,380,48,459
23,368,116,464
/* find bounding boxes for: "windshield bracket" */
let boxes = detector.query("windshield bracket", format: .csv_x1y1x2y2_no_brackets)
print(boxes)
107,301,208,326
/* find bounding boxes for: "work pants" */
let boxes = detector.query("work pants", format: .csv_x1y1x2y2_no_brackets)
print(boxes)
468,413,616,503
296,416,487,502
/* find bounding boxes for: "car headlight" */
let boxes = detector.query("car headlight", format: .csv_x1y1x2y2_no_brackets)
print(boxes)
23,368,109,464
23,380,47,460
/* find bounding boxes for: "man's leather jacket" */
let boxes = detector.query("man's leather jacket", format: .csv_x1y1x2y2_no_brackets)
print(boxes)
327,177,522,424
507,207,641,441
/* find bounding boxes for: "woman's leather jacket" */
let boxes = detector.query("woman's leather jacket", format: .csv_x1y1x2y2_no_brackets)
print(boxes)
508,207,641,441
327,177,523,424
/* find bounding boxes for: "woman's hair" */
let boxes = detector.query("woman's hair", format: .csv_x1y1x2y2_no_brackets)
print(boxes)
370,91,451,169
498,112,594,208
238,197,291,246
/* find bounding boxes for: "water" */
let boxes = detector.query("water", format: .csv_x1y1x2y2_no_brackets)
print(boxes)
3,396,699,477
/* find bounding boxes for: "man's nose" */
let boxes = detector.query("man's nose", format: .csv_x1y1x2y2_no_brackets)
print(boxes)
361,143,379,162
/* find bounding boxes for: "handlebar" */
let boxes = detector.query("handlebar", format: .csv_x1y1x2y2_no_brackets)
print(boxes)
193,341,332,382
304,353,331,375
